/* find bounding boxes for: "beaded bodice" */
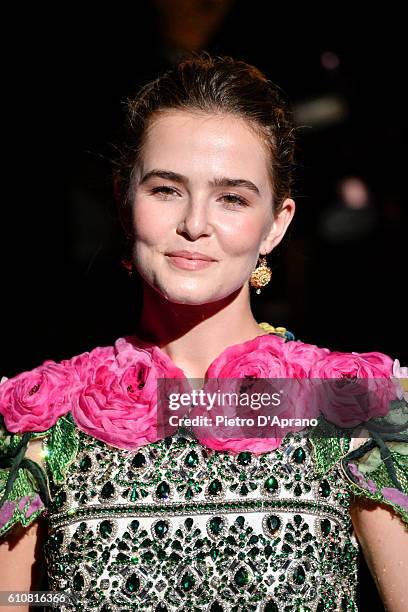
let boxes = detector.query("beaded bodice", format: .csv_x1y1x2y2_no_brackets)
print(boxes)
43,426,358,612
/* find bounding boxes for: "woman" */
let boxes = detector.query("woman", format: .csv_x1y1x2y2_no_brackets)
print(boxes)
0,52,407,612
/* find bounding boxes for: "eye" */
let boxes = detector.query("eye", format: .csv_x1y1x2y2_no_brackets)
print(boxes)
220,193,249,208
150,185,180,199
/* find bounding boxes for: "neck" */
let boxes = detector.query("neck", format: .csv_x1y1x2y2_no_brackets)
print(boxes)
135,283,267,378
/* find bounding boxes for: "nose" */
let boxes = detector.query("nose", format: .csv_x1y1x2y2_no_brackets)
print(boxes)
176,198,212,240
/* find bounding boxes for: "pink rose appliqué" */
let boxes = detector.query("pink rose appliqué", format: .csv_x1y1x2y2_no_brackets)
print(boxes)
192,334,322,454
0,360,77,432
309,350,395,427
71,338,189,451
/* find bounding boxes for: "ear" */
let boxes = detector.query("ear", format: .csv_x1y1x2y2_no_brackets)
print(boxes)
260,198,296,254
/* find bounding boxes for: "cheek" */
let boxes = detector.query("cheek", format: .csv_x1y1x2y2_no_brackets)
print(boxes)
218,215,267,255
132,199,171,244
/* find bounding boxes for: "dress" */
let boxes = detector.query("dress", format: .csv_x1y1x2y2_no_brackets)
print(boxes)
1,323,407,612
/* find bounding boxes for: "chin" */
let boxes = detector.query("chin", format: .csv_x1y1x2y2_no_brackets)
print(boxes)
160,285,241,306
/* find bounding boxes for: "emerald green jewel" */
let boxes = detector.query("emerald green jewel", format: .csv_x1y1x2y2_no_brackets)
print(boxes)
237,451,252,465
99,520,113,538
100,482,115,499
153,520,169,539
293,447,306,464
185,487,194,500
156,481,171,500
184,450,199,468
130,483,138,502
265,515,281,535
49,530,63,552
180,571,195,592
132,452,147,468
293,483,302,496
263,601,279,612
79,455,91,471
321,519,331,536
294,514,302,526
208,479,222,496
240,484,249,496
54,491,66,508
130,520,139,531
293,565,306,585
125,572,140,593
155,604,168,612
264,475,278,493
319,479,331,497
234,567,250,587
209,516,224,536
184,518,193,531
236,516,245,528
141,538,152,548
73,572,85,591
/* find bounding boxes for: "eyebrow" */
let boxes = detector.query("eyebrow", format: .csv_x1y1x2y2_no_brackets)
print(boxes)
139,169,261,197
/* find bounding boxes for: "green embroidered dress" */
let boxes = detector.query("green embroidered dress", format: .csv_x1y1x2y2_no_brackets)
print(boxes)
1,326,407,612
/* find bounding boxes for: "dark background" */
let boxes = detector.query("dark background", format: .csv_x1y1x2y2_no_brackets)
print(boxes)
2,4,406,608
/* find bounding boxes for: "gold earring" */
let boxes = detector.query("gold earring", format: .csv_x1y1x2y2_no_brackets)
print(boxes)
249,255,272,294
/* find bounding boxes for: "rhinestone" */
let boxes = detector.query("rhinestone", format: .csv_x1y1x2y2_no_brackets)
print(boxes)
237,451,252,466
208,479,222,496
264,476,278,493
233,566,250,587
125,572,140,593
132,452,147,469
293,447,306,464
153,520,169,539
293,565,306,585
208,516,224,536
100,482,115,499
156,481,171,500
180,571,195,591
184,450,199,468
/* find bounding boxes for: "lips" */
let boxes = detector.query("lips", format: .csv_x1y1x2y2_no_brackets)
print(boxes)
166,250,216,262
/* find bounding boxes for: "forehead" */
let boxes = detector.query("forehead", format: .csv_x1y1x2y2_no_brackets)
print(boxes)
140,110,271,192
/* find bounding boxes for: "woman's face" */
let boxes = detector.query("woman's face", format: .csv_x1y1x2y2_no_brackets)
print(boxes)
131,110,295,305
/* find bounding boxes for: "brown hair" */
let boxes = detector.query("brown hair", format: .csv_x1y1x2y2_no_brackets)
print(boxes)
114,51,296,239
